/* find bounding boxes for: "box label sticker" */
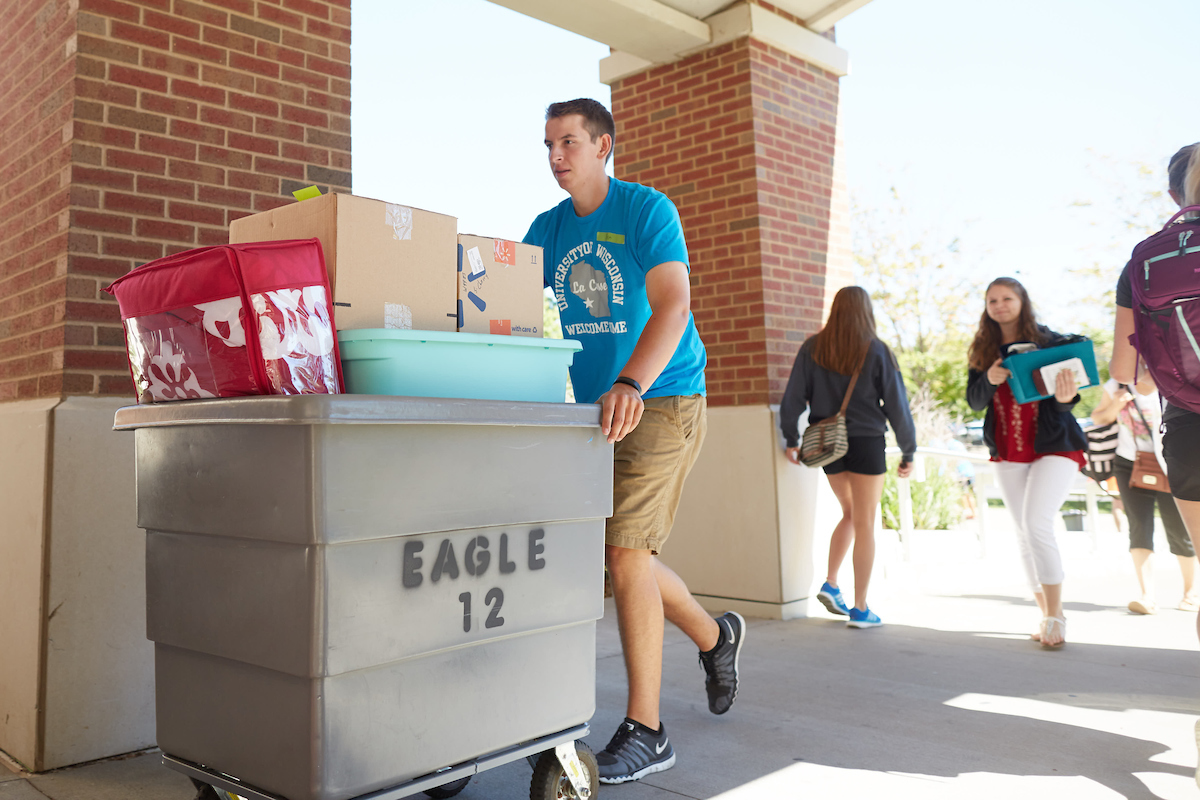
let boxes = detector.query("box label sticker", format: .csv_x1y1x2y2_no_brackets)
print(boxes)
466,246,486,281
384,303,413,330
489,319,511,335
494,239,515,266
385,204,412,241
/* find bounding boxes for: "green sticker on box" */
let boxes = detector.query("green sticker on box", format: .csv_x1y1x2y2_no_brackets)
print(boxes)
292,185,322,201
597,232,625,244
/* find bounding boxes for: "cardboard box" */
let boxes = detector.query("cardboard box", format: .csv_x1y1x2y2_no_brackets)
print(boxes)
230,194,458,332
456,235,543,337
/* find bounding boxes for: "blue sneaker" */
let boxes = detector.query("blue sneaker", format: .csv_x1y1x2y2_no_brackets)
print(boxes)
816,582,850,616
847,607,881,628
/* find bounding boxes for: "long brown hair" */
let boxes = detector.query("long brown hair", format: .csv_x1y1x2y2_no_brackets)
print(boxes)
810,286,878,375
967,277,1045,371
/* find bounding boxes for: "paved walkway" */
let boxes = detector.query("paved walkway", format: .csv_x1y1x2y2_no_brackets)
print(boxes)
3,507,1198,799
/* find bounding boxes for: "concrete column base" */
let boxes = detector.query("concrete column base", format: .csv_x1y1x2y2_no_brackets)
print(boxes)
661,404,843,620
691,593,810,621
0,397,152,771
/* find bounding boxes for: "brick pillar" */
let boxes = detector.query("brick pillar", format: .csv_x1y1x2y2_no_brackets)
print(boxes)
0,0,76,401
0,0,351,771
612,36,847,407
1,0,352,403
609,16,852,620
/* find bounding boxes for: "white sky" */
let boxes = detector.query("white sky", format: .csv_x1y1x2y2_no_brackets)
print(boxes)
350,0,1200,328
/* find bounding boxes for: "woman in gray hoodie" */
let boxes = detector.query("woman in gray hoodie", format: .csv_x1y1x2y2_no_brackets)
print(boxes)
780,286,917,628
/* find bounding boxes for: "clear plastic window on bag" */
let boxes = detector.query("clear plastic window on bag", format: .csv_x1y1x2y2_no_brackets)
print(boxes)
252,285,341,395
124,298,258,403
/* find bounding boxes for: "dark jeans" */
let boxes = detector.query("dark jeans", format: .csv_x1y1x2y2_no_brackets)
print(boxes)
1114,456,1195,556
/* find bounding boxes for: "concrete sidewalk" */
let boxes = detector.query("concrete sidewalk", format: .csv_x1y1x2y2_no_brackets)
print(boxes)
3,509,1199,800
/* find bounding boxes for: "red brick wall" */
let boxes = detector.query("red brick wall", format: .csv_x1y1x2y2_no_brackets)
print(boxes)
0,0,77,400
611,36,843,407
0,0,352,401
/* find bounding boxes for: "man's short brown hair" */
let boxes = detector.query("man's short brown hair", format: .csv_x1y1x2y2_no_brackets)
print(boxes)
546,98,615,163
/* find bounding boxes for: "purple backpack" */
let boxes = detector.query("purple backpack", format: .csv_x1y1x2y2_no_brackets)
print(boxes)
1129,205,1200,413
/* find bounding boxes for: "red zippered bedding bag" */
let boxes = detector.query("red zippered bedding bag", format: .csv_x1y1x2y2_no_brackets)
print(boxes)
104,239,343,403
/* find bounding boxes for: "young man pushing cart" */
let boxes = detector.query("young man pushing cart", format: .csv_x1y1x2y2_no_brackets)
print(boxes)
523,98,746,785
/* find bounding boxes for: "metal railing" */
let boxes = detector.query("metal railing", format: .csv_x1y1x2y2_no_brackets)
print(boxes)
885,445,1106,558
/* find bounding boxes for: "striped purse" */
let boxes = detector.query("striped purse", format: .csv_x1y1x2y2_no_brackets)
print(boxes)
1082,422,1118,483
799,363,863,468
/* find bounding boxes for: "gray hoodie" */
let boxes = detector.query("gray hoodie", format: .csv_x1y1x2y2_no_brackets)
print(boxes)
779,337,917,460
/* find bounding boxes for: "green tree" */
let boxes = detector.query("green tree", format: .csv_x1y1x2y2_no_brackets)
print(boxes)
854,190,983,421
1068,153,1175,325
1067,152,1178,418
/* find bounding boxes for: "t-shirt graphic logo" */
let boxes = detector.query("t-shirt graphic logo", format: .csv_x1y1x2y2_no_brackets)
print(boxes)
569,261,611,318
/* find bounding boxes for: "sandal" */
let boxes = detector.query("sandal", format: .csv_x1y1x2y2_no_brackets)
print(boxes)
1039,616,1066,650
1128,599,1158,615
1180,595,1200,612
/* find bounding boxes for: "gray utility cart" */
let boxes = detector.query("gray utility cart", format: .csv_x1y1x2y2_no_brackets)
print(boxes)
115,395,613,800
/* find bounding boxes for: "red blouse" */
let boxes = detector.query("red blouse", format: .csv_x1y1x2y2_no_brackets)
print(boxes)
991,382,1086,468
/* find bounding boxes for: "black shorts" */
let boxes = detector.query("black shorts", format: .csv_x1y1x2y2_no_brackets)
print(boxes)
822,435,887,476
1163,412,1200,501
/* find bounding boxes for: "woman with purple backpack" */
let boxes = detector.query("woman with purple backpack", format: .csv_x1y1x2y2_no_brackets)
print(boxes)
1111,143,1200,631
1111,142,1200,792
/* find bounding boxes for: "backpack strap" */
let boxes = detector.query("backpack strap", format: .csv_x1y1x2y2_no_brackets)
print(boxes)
1163,205,1200,228
837,350,867,416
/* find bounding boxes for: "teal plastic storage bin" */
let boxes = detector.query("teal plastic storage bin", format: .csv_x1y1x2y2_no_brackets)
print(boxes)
1001,339,1099,404
338,329,581,402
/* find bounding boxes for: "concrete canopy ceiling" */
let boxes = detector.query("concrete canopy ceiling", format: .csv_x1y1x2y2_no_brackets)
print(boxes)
485,0,874,67
654,0,872,30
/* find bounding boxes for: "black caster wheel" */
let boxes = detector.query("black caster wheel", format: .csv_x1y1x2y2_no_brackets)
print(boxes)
424,776,471,798
530,742,598,800
188,778,221,800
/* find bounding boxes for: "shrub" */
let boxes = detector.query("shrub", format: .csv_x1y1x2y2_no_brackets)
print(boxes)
881,456,967,531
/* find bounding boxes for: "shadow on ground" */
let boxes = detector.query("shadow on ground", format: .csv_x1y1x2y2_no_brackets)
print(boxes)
953,594,1126,614
578,615,1200,800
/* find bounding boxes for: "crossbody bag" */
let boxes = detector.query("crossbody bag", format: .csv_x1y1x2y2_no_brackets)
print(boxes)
799,359,864,468
1126,392,1171,493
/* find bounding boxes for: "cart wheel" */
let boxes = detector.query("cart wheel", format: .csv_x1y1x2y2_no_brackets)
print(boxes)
424,776,471,798
530,742,598,800
189,778,220,800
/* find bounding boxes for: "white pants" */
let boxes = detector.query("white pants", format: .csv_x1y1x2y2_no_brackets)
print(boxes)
993,456,1077,590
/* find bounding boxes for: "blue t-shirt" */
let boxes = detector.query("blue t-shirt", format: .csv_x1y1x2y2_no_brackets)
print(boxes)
523,178,707,405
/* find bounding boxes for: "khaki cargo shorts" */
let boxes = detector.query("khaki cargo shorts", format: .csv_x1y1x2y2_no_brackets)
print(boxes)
606,394,707,554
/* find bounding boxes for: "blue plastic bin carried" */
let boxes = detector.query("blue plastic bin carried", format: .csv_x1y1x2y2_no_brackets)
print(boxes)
1001,338,1100,403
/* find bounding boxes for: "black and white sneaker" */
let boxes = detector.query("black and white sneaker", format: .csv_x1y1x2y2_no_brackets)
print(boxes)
698,611,745,715
595,718,676,784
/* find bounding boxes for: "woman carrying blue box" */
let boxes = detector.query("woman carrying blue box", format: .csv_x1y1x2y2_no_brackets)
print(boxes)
966,277,1086,650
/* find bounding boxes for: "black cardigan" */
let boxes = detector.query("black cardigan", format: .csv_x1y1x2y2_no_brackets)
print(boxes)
966,326,1087,459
